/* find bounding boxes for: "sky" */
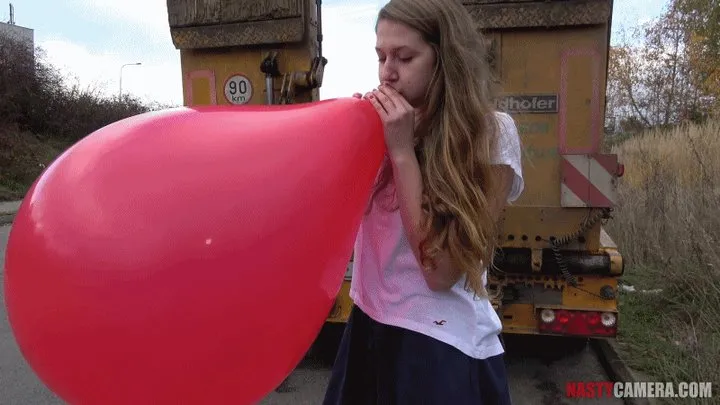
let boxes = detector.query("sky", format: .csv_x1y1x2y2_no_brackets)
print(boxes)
2,0,671,107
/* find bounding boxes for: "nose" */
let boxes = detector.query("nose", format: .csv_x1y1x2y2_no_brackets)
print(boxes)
379,60,398,84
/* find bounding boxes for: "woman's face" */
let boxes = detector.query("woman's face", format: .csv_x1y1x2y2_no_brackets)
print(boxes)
375,18,437,108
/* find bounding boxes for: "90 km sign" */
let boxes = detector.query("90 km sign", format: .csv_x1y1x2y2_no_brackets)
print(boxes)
224,74,253,105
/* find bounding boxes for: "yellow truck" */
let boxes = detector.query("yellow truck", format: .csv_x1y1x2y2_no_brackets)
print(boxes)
165,0,624,339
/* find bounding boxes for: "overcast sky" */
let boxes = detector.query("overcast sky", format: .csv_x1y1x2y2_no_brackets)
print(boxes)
3,0,670,106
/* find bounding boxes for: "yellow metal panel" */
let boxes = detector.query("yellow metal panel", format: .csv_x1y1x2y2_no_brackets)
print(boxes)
190,78,212,105
179,47,317,107
499,303,538,334
500,207,603,251
183,68,217,106
327,281,354,323
498,26,609,208
563,51,602,153
500,32,560,207
561,277,618,311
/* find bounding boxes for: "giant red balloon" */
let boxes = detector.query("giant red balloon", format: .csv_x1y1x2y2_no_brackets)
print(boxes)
4,98,385,405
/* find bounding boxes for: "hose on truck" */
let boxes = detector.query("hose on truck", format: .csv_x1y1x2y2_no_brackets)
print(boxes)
549,207,614,299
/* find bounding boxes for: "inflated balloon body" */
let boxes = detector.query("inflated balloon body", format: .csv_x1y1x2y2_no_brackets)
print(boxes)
4,98,386,405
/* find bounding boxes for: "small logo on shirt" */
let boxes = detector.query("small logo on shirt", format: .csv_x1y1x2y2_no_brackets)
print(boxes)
434,320,446,326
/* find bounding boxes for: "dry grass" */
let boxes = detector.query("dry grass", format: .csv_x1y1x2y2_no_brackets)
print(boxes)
605,120,720,403
610,120,720,268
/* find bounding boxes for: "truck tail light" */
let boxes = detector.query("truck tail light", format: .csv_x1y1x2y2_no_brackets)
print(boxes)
538,309,617,337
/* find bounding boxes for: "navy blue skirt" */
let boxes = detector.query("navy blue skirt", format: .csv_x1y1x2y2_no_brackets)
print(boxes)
322,305,512,405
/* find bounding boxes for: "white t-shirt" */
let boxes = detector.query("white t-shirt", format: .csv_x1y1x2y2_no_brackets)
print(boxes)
348,111,524,360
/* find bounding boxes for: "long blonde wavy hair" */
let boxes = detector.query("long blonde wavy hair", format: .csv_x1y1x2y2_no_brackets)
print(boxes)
369,0,503,297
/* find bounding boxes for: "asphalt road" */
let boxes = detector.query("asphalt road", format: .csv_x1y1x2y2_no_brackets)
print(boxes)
1,224,621,404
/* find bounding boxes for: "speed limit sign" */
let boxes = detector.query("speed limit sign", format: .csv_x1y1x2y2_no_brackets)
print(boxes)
224,74,253,105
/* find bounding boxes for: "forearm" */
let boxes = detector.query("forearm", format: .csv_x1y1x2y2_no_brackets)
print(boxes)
389,151,424,249
390,150,461,290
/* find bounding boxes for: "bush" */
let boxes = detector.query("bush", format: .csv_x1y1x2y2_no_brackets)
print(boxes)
0,35,176,200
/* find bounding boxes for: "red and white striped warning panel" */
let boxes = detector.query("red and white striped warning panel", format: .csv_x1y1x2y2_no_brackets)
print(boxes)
561,154,620,208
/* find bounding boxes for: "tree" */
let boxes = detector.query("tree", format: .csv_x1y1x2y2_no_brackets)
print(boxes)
606,0,719,129
675,0,720,112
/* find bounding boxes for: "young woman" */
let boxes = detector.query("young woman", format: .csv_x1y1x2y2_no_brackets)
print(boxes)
322,0,524,403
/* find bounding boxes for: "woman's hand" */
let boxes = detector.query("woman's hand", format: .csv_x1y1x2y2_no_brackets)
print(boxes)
365,85,416,158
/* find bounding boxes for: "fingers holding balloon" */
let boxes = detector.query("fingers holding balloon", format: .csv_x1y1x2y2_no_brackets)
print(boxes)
368,85,416,155
371,87,399,115
366,91,389,117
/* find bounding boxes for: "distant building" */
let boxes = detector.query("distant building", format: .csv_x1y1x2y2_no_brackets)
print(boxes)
1,2,33,50
0,21,33,48
1,3,34,70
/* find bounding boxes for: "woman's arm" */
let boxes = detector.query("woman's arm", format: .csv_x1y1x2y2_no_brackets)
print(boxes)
367,86,521,291
389,150,458,291
391,150,515,291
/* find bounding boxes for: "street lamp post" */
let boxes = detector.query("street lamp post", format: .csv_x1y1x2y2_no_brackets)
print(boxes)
119,62,142,99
